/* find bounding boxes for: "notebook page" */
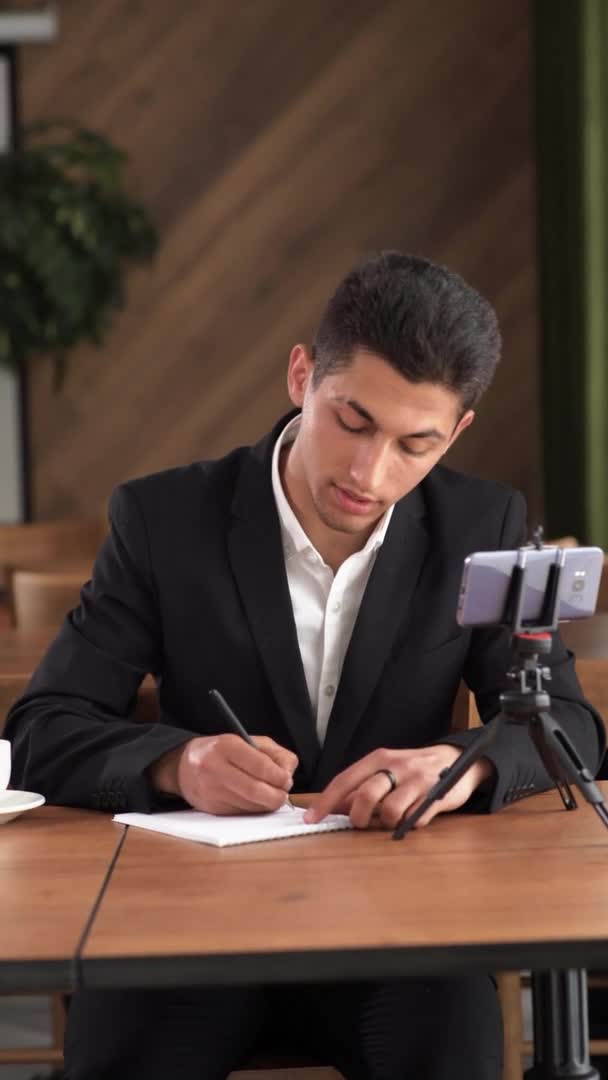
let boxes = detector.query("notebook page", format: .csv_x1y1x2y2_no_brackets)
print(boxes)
113,805,352,847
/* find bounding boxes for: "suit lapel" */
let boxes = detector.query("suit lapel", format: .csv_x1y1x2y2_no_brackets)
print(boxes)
227,423,320,781
313,488,429,790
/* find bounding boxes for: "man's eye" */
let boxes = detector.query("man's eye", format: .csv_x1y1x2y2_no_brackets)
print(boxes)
336,415,367,434
400,443,429,457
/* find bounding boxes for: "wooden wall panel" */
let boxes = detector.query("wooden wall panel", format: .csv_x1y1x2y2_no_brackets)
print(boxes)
20,0,541,525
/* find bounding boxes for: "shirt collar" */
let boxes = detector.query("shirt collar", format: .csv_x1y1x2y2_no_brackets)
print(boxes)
271,415,394,561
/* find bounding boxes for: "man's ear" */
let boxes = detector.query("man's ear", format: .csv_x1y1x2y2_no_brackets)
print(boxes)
447,409,475,450
286,345,314,407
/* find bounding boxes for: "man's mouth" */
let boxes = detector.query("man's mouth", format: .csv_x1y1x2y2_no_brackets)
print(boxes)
332,484,379,515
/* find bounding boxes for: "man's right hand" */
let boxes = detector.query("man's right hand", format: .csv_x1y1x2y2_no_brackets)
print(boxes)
148,735,298,815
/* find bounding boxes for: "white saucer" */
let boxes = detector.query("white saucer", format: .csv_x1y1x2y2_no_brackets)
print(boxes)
0,790,45,824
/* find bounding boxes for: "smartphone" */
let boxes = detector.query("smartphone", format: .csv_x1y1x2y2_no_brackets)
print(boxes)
456,546,604,627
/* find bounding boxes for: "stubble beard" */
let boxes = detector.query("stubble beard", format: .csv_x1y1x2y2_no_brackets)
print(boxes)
313,484,383,537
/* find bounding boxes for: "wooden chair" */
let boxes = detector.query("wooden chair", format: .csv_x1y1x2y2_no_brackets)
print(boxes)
0,515,106,591
0,680,27,731
7,567,88,631
546,535,579,548
0,992,67,1069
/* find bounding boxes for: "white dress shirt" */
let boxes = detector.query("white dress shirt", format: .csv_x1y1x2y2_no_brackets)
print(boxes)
271,416,393,744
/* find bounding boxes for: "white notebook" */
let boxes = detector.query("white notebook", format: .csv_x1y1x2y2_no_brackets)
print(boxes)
113,804,352,847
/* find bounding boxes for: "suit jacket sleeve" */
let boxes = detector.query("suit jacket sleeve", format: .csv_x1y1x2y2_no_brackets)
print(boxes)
5,484,196,813
439,490,606,811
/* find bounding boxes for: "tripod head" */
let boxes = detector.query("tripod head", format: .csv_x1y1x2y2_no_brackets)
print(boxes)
499,528,563,716
501,525,565,636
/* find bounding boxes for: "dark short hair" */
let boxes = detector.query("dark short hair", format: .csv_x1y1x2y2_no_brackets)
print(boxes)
311,251,501,410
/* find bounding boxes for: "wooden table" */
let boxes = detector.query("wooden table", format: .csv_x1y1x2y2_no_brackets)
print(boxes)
3,789,608,1078
0,806,123,991
79,789,608,990
1,617,605,1072
5,789,608,991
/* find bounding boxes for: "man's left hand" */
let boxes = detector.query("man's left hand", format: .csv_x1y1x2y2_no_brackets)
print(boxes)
303,745,494,830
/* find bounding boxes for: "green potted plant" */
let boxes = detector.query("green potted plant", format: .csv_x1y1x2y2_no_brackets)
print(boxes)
0,122,158,388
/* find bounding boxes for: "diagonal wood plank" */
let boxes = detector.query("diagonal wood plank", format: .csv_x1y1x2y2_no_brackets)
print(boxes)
20,0,540,523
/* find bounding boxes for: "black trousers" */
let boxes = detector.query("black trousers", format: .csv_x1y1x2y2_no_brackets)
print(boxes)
64,975,502,1080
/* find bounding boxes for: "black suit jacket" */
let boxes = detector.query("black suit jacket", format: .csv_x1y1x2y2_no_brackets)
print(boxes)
6,414,605,814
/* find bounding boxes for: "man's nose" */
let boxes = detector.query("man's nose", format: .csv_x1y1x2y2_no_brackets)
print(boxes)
348,438,389,493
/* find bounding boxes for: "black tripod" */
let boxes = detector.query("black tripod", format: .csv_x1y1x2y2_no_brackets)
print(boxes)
392,539,608,1078
393,630,608,839
393,542,608,840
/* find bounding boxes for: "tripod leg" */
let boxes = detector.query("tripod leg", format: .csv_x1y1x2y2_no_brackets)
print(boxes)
392,713,503,839
532,712,608,828
528,719,578,811
525,970,599,1079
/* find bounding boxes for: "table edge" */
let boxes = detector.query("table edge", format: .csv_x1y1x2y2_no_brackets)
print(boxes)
78,938,608,989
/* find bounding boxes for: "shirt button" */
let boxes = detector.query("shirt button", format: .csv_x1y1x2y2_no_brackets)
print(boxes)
332,601,342,613
324,684,336,697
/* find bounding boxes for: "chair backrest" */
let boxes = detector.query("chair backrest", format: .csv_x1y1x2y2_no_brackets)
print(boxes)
0,516,106,588
0,678,28,734
577,658,608,733
546,535,579,548
452,681,481,730
8,568,88,631
134,681,160,724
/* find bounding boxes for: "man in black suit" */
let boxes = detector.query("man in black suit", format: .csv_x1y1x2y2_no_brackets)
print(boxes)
7,252,604,1080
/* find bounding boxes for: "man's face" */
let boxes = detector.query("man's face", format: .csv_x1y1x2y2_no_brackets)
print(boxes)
285,346,474,538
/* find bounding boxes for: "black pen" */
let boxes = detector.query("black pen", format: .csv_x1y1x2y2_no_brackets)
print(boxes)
208,689,296,809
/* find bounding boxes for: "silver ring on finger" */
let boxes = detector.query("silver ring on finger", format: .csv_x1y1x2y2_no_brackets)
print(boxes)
374,768,398,795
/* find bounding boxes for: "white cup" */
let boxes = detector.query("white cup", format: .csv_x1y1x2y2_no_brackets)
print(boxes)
0,740,11,793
